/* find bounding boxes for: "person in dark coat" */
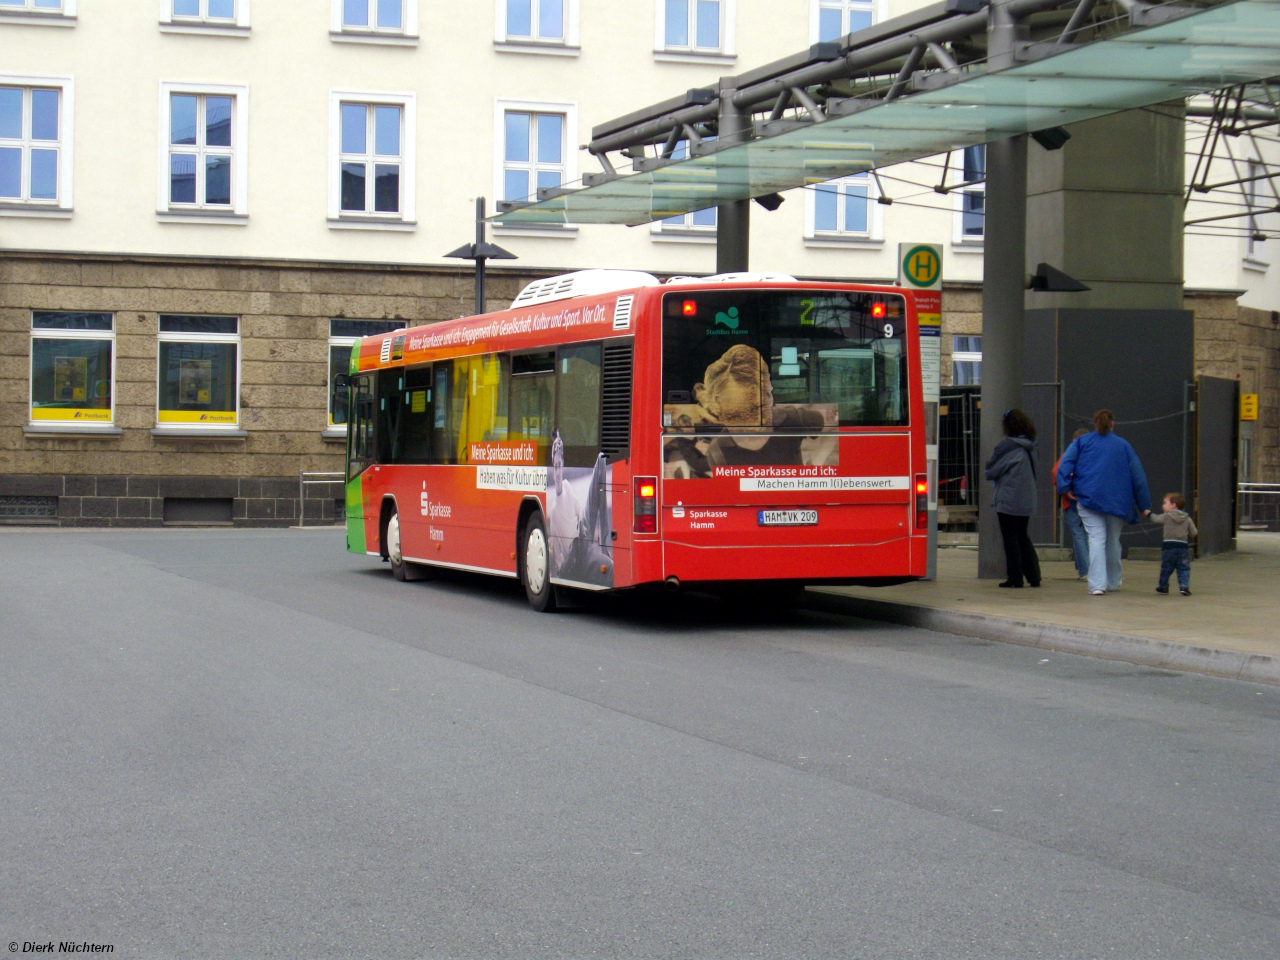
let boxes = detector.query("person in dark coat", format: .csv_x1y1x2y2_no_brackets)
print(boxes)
985,408,1041,588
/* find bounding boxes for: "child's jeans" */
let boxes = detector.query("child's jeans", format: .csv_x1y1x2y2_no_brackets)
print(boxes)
1158,542,1191,591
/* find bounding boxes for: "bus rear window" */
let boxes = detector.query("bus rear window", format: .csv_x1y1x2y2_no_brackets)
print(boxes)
662,291,907,433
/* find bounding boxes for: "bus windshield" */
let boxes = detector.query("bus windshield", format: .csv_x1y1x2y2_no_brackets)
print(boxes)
662,290,908,434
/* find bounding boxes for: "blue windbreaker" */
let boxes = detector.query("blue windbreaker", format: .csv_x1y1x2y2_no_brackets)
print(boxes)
1054,431,1151,522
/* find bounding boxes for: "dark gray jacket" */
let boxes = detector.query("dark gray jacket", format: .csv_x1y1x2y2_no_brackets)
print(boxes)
985,436,1038,517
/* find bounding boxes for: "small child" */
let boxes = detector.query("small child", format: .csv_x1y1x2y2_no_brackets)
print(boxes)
1145,492,1197,596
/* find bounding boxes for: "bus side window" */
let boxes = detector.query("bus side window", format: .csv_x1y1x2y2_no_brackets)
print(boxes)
376,368,404,464
556,343,602,468
346,374,376,480
395,365,433,464
510,351,555,465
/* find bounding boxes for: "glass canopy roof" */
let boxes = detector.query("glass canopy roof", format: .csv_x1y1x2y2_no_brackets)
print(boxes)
496,0,1280,226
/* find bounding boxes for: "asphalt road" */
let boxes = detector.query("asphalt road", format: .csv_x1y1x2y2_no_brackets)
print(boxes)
1,528,1277,959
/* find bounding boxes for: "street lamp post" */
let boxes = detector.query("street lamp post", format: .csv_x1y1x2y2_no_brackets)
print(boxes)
444,197,517,316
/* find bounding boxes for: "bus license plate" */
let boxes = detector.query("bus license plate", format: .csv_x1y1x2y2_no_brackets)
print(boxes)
758,509,818,527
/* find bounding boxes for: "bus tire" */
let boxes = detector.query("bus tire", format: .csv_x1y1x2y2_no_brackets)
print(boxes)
521,513,557,612
386,509,429,582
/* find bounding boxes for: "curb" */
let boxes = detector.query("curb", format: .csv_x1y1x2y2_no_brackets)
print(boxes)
804,589,1280,687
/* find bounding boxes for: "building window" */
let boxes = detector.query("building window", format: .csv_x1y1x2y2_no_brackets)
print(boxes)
505,0,562,40
1245,159,1269,264
952,335,981,385
158,84,247,219
157,315,240,427
329,92,415,228
812,0,874,42
811,172,874,237
29,312,114,426
654,139,716,234
162,0,249,31
656,0,734,58
331,0,417,43
956,144,985,242
502,110,564,204
0,79,72,212
328,319,404,429
0,0,75,20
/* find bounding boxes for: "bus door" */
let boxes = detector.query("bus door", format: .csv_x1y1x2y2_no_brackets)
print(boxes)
344,372,376,553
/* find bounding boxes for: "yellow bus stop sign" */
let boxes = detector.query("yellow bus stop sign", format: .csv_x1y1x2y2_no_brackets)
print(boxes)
900,244,942,289
1241,393,1258,421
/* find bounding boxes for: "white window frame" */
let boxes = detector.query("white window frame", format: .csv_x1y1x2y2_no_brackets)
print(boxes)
493,98,578,238
328,90,416,230
495,0,579,55
0,74,74,218
651,138,718,241
950,145,985,248
155,316,242,433
808,0,882,43
28,312,116,432
325,319,406,435
655,0,735,64
160,0,249,35
1244,158,1271,269
330,0,418,46
0,0,75,27
804,171,884,246
157,82,248,223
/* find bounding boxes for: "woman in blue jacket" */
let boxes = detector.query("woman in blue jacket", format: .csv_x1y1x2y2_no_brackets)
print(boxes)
1054,409,1151,595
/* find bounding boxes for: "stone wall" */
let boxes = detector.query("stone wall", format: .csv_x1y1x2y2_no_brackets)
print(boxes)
0,252,554,526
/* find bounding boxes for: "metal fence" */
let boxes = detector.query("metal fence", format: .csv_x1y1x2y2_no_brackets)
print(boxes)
1239,483,1280,531
298,471,346,527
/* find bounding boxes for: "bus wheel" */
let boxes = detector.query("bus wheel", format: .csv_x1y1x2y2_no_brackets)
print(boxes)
521,513,557,612
387,510,411,581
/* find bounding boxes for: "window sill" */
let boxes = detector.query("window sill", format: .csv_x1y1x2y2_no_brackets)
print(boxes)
0,11,75,27
652,230,717,244
653,50,735,66
0,204,72,219
24,424,121,437
328,216,416,232
1243,256,1270,273
804,236,885,249
159,22,250,37
494,40,580,57
322,427,348,442
158,210,248,225
151,427,247,438
493,223,578,239
952,240,984,253
330,30,418,47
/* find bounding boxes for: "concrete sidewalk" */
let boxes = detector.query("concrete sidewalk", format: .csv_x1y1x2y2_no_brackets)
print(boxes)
808,532,1280,685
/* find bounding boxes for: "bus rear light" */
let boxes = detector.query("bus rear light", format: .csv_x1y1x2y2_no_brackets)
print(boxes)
915,474,929,530
681,300,698,317
634,476,658,534
871,302,887,319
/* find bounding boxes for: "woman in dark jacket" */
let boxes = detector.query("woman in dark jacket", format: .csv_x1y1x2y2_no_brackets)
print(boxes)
985,409,1041,588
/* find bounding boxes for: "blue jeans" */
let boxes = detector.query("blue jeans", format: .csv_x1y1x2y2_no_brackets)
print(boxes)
1159,543,1191,591
1064,503,1089,577
1077,503,1124,592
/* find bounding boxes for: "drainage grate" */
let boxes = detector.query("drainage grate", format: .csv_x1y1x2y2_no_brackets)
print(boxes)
0,496,59,522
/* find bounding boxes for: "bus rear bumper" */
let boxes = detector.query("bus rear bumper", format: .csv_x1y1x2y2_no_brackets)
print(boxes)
651,536,927,586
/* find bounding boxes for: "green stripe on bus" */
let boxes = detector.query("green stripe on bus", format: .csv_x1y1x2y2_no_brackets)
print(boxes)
345,472,365,554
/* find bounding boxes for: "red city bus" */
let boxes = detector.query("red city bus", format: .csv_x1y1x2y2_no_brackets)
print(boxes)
340,270,928,611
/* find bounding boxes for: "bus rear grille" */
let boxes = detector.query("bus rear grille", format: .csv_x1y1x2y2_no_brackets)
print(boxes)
601,342,633,461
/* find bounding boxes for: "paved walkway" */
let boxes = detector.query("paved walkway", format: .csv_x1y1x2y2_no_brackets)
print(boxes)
812,532,1280,683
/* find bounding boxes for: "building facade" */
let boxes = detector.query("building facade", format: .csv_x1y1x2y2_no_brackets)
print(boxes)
2,0,1276,525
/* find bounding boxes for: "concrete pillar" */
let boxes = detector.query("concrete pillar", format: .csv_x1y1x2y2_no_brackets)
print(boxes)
717,80,750,274
1025,104,1186,311
978,1,1030,579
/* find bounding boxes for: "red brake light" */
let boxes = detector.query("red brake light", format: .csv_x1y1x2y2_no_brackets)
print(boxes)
682,300,698,317
915,480,928,495
871,302,887,319
915,474,929,530
634,476,658,534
